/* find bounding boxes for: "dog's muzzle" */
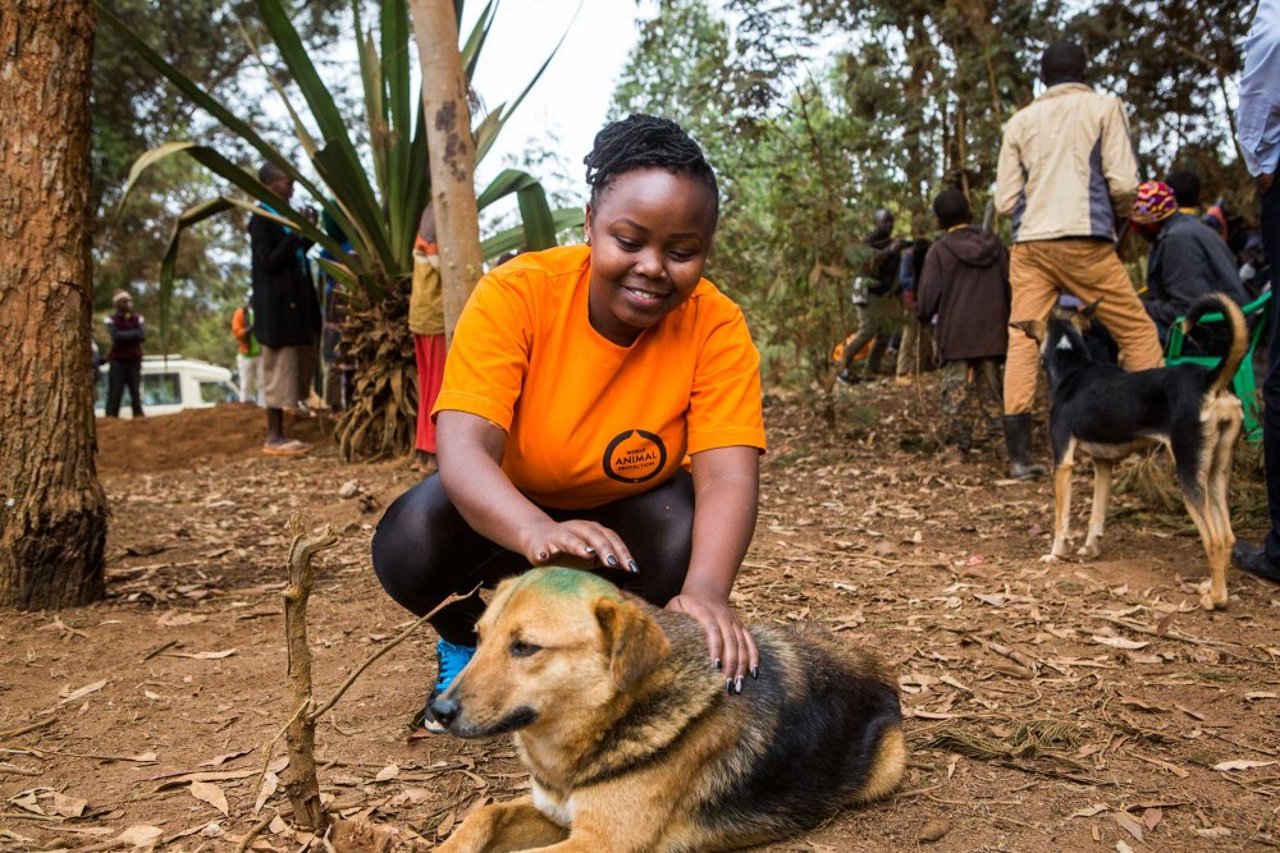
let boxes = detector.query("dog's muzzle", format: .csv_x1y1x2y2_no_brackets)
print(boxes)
429,693,461,728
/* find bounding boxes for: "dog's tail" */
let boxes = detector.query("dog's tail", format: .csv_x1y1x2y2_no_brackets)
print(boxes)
1182,292,1247,395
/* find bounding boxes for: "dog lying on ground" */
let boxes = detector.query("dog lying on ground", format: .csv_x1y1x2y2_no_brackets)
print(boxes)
1012,292,1246,610
430,567,905,852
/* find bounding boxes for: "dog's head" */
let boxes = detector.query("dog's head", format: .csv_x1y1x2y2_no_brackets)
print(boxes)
430,567,670,740
1011,298,1100,360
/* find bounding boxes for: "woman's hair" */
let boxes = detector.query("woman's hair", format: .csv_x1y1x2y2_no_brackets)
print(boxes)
583,114,719,221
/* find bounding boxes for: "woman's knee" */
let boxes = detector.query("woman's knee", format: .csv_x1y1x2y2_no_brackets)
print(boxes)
371,476,465,614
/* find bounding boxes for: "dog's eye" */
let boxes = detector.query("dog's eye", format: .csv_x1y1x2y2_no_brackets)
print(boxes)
509,639,541,658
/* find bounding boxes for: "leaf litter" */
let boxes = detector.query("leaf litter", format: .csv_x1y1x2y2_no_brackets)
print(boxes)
2,394,1280,849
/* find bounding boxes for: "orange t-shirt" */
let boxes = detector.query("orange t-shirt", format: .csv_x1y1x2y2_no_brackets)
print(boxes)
433,245,766,510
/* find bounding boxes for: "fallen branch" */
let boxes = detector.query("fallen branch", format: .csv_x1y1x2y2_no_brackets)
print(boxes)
234,810,277,853
0,716,56,741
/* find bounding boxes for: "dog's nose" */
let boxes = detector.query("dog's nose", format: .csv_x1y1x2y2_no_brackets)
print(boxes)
429,694,460,728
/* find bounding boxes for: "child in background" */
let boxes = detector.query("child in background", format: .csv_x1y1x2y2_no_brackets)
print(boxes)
409,205,445,475
915,189,1010,454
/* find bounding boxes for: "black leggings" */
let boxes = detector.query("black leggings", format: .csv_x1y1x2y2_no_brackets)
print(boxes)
371,471,695,645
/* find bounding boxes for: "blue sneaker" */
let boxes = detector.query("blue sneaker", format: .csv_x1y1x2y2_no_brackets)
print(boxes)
414,639,475,732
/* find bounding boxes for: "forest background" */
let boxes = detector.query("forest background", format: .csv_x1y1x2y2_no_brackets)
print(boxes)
96,0,1255,383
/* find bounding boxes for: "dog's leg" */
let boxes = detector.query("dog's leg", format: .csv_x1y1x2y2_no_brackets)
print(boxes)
1043,438,1077,562
1078,459,1113,559
1200,407,1242,609
437,797,568,853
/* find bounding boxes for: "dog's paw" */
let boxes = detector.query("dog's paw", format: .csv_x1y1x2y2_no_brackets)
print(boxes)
1198,580,1227,611
1039,553,1061,564
1077,541,1100,560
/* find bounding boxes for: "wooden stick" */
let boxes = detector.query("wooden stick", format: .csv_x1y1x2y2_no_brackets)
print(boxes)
281,514,338,832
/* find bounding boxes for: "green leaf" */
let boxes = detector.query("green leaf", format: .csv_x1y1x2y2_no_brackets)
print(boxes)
516,182,556,250
481,206,582,260
475,0,578,163
157,197,235,353
461,0,498,81
256,0,383,239
98,4,325,206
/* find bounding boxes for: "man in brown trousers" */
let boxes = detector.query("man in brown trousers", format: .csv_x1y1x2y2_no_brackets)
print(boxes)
995,40,1163,478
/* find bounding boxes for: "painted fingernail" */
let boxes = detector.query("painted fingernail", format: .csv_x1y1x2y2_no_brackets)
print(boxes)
627,560,639,573
751,666,759,680
714,658,722,671
584,546,595,555
734,676,743,694
537,551,548,560
606,554,619,567
725,679,734,694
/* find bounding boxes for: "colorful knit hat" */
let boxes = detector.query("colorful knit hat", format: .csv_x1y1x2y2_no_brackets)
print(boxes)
1131,181,1178,225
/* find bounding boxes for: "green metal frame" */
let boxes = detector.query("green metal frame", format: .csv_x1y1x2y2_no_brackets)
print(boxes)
1165,290,1273,441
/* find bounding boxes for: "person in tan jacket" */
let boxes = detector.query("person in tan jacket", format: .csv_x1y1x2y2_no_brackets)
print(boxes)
995,40,1163,479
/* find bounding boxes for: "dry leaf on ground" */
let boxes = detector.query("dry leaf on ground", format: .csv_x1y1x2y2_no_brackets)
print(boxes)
190,780,230,816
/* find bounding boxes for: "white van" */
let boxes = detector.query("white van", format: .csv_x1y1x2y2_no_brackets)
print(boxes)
95,355,239,418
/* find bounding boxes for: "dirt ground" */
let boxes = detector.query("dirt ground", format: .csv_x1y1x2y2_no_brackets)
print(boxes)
4,386,1280,852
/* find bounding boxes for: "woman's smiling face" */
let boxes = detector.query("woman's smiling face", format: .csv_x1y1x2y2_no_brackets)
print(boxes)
584,168,718,346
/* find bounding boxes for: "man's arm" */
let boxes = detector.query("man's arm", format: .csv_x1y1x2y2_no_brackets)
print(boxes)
1237,5,1280,188
249,215,311,276
1150,239,1208,325
914,245,943,324
994,120,1024,217
1101,98,1140,216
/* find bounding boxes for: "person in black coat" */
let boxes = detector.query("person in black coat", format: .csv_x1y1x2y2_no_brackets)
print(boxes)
250,162,321,456
1131,180,1249,348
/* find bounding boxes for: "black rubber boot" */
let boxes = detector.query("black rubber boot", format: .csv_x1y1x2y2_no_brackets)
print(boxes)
1002,414,1047,480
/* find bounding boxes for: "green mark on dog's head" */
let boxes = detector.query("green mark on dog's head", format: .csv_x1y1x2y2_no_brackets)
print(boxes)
520,566,620,600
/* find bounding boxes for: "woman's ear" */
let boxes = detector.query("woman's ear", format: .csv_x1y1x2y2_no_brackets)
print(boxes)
583,203,593,246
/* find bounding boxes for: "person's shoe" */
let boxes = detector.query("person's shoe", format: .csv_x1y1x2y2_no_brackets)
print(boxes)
894,375,915,386
413,639,476,733
1002,414,1047,479
1233,541,1280,583
836,368,856,386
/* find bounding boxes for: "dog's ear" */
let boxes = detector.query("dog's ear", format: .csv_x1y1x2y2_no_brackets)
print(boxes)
1009,319,1046,344
1080,297,1103,318
594,597,670,692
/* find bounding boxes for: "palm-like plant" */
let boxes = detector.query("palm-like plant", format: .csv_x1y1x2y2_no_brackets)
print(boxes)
102,0,582,459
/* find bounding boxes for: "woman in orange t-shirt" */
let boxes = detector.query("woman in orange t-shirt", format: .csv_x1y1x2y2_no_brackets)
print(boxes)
373,115,766,729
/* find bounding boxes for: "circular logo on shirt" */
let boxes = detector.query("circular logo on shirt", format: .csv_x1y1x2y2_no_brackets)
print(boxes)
602,430,667,484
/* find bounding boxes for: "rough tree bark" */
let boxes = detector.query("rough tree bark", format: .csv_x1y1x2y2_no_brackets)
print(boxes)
0,0,108,608
408,0,485,346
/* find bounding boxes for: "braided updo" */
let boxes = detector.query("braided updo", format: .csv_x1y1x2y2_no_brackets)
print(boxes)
583,114,719,223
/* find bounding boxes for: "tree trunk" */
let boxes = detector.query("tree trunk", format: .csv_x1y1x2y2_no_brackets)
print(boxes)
408,0,485,347
0,0,108,608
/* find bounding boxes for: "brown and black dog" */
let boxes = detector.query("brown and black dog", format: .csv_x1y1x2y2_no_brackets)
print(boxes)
430,567,905,852
1013,292,1246,609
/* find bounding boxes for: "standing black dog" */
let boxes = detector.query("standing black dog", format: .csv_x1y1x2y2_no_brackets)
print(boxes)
1012,293,1246,610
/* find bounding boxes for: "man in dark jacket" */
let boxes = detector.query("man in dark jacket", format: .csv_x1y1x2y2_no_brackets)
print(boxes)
837,208,904,384
916,190,1010,453
104,289,146,418
1130,180,1249,345
251,162,321,456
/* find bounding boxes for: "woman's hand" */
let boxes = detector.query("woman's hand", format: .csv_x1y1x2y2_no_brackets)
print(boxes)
518,519,637,573
666,591,758,692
